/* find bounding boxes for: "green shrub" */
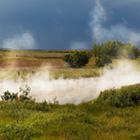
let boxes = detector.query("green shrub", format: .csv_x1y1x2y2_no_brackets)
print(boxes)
131,47,140,58
1,85,32,102
93,40,140,59
64,51,91,68
24,101,50,112
96,84,140,107
18,86,31,102
93,40,124,58
1,91,18,101
0,124,37,140
95,55,112,67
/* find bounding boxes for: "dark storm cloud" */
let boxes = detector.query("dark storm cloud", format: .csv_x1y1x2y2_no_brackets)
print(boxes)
0,0,139,49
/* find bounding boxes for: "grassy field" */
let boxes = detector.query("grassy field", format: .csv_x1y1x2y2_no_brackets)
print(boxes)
0,49,139,79
0,50,67,68
0,49,102,79
0,84,140,140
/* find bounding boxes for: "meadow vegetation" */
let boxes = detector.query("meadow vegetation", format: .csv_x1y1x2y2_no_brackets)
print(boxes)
0,84,139,139
64,40,140,68
97,84,140,107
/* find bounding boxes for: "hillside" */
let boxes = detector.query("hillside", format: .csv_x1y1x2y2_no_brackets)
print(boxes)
0,84,139,140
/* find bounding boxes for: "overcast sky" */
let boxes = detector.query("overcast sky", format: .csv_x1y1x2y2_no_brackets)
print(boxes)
0,0,140,50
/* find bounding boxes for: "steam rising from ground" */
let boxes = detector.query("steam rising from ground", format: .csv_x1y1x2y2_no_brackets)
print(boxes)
0,3,140,104
1,32,36,67
90,0,140,44
0,60,140,104
70,41,88,50
2,32,36,50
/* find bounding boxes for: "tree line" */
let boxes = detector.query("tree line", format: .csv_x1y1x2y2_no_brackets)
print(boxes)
64,40,140,68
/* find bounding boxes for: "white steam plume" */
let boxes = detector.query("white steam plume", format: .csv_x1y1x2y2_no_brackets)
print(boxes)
90,0,140,45
2,32,36,50
70,41,88,50
0,60,140,104
0,32,36,68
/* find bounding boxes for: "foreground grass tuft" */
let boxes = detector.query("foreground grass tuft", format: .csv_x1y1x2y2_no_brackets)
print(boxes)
97,84,140,107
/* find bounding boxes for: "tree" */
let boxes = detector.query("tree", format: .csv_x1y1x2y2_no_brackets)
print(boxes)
131,47,140,58
95,55,112,67
64,51,91,68
93,40,124,58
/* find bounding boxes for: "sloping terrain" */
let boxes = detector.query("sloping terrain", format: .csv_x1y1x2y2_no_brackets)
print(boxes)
0,84,140,140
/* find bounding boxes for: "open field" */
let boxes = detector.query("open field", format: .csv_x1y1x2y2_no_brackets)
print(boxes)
0,84,139,140
0,50,67,68
0,50,101,79
0,49,139,79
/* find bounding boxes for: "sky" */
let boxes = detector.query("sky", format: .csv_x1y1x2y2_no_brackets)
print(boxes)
0,0,140,50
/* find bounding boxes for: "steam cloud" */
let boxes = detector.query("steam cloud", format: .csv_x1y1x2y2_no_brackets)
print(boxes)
2,32,36,50
0,60,140,104
70,41,88,50
0,2,139,105
90,0,140,44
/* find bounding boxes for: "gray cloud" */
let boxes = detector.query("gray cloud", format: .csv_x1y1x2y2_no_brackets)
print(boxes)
70,41,88,50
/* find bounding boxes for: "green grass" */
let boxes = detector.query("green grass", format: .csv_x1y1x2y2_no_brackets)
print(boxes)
97,84,140,107
50,68,101,79
0,84,140,140
0,67,102,80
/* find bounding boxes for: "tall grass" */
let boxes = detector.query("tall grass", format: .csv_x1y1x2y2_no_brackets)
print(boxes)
0,84,139,139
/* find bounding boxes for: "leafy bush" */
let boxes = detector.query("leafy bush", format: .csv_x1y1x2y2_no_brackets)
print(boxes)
96,84,140,107
93,40,124,58
64,51,91,68
1,91,18,101
24,101,50,112
93,40,140,59
1,85,32,102
18,86,31,102
95,55,112,67
131,47,140,58
0,124,36,140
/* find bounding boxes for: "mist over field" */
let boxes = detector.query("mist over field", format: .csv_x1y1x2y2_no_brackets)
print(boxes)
0,0,140,104
0,60,139,104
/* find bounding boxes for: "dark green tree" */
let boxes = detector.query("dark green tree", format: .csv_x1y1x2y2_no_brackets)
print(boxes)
64,51,91,68
95,55,112,67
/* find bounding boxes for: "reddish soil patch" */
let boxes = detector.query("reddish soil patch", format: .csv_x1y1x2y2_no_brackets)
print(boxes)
0,59,65,69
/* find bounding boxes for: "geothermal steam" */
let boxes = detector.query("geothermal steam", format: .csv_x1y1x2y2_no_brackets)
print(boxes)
90,0,140,45
0,1,140,104
0,60,140,104
2,32,36,50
